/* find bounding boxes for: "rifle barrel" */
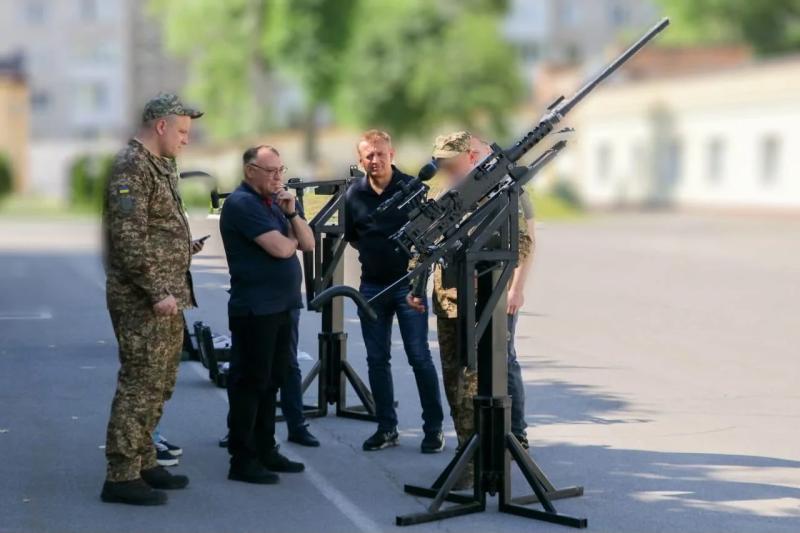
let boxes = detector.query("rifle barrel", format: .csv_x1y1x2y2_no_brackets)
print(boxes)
560,17,670,115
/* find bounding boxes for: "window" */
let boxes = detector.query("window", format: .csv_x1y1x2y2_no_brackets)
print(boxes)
610,3,629,27
77,82,109,112
30,90,50,111
597,143,612,183
707,138,725,184
761,136,781,186
557,0,579,27
80,0,98,21
665,139,683,185
22,0,46,25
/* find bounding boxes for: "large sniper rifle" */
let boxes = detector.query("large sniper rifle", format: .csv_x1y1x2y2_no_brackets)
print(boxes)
310,17,671,320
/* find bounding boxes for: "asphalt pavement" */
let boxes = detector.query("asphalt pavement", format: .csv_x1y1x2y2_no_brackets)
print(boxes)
0,212,798,533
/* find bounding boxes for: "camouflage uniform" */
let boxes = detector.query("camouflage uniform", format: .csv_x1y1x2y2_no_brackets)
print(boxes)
103,94,201,482
431,131,535,447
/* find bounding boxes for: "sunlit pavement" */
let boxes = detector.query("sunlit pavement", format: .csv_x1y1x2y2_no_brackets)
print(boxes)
1,212,798,533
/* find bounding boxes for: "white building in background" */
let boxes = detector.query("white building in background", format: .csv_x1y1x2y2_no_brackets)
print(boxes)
504,0,660,87
571,56,800,209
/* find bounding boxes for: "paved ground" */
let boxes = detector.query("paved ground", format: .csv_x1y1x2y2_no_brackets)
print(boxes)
0,212,798,533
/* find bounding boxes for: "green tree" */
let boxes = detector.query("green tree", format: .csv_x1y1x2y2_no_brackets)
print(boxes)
149,0,522,157
338,0,523,138
657,0,800,55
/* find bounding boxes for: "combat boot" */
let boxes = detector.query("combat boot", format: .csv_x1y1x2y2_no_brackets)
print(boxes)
229,457,280,484
100,479,167,506
141,466,189,490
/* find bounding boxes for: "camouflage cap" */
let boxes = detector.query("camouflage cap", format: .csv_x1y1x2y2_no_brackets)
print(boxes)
142,93,203,123
432,131,472,160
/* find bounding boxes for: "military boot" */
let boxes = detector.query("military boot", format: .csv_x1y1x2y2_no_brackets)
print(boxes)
101,479,168,506
141,466,189,490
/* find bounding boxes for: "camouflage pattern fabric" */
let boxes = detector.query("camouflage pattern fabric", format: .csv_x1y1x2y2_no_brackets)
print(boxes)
437,317,477,446
141,92,203,123
432,130,472,160
104,139,195,310
102,138,195,481
105,309,184,481
432,211,533,319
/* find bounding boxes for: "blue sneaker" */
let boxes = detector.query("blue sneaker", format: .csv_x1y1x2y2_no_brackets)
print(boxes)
156,436,182,457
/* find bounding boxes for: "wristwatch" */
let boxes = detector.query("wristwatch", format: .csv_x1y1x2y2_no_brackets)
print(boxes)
286,211,298,220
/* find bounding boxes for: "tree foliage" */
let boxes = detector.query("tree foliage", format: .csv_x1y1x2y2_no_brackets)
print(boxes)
337,0,523,138
148,0,522,150
657,0,800,55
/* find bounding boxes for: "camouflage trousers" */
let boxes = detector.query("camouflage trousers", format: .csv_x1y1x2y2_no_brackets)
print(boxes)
105,305,184,482
436,317,478,447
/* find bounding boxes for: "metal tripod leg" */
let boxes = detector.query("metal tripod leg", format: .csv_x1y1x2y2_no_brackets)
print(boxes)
396,435,484,526
337,359,379,420
502,434,587,528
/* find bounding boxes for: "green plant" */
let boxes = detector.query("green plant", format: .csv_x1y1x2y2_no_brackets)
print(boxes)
0,152,13,198
550,180,583,209
68,154,114,210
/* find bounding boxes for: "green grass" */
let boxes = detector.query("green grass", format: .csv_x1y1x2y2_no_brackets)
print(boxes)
0,195,99,220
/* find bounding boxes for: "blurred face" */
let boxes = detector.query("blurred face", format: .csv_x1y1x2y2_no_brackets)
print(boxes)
438,137,492,187
438,152,477,187
357,139,394,181
245,148,286,196
155,115,192,158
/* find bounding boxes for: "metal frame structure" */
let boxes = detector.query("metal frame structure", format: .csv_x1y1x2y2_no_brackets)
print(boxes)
285,176,381,421
395,187,586,528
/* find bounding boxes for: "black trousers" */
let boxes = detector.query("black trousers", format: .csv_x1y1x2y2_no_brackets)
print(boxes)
227,311,291,464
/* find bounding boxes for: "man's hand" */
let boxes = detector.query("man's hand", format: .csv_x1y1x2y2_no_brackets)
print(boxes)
191,238,206,255
277,190,296,215
507,287,524,315
406,293,426,313
153,295,178,316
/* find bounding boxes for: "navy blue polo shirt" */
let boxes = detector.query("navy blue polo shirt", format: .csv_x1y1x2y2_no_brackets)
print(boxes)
344,166,413,285
220,182,303,316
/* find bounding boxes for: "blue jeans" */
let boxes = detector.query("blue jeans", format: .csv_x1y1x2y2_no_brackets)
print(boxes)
279,308,306,433
507,313,527,435
358,282,444,434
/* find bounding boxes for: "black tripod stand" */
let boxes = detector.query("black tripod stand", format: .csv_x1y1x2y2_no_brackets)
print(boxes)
281,176,380,422
396,188,586,528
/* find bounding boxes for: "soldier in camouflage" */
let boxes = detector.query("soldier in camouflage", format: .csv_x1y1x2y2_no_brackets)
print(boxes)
100,93,205,506
408,131,536,489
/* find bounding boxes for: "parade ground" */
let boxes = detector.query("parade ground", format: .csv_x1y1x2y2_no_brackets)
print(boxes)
0,212,798,533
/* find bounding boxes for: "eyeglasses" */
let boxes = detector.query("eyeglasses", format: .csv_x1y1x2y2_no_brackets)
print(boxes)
248,162,287,176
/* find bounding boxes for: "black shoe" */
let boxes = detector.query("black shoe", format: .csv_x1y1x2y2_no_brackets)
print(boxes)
101,479,167,506
262,446,305,473
288,426,320,447
421,431,445,454
141,466,189,490
228,458,280,484
514,432,529,450
219,433,229,448
156,443,179,467
362,429,399,451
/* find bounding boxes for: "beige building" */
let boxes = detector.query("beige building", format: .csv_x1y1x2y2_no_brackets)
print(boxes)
567,54,800,210
0,54,29,193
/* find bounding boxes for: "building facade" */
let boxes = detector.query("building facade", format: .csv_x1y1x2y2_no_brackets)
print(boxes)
504,0,660,87
571,57,800,210
0,54,29,193
0,0,186,141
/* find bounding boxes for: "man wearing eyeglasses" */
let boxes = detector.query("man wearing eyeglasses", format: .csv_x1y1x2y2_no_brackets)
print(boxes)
219,145,314,484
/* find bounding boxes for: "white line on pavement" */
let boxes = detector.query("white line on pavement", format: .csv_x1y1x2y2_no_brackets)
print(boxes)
187,361,381,533
0,311,53,320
